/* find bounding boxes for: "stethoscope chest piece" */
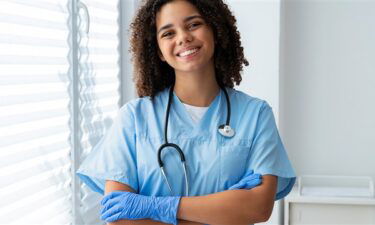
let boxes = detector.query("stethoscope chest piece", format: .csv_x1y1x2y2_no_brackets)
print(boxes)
218,124,235,138
158,84,234,196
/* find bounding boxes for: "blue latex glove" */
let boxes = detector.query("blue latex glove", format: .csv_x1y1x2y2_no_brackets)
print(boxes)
100,191,180,225
228,170,262,190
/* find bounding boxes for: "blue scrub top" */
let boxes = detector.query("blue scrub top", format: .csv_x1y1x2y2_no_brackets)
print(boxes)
77,87,296,200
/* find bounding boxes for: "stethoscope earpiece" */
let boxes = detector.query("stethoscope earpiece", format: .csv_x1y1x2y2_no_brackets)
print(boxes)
218,124,235,138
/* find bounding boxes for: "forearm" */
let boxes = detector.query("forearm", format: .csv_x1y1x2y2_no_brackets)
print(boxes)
177,176,277,225
177,190,262,225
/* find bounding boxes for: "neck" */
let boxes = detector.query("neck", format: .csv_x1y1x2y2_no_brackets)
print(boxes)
173,65,220,107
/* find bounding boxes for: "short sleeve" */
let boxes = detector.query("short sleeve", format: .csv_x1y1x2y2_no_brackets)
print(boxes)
247,102,296,200
76,105,138,195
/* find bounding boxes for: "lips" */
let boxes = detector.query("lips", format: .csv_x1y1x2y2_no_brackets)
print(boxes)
176,46,201,57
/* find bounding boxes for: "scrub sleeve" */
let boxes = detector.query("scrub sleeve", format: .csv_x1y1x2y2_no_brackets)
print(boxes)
76,105,139,195
247,102,296,200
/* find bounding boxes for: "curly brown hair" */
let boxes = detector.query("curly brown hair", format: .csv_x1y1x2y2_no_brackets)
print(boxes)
130,0,249,98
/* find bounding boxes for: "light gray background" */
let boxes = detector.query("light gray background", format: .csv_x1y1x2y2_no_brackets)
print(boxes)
279,0,375,183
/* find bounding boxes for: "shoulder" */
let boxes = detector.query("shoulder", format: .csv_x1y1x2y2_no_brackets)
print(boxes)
118,88,168,118
120,97,151,113
228,88,271,113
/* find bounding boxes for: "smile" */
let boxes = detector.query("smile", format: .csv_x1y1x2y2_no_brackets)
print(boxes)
177,47,200,58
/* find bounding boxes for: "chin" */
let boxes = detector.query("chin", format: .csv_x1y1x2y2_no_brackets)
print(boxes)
177,65,205,73
177,61,212,73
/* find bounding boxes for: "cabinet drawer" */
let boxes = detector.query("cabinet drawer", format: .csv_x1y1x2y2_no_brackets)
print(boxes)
288,203,375,225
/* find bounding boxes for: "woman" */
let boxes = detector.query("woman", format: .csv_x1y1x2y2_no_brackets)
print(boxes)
77,0,296,224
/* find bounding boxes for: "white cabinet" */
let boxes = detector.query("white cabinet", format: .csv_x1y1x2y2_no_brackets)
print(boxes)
285,194,375,225
285,176,375,225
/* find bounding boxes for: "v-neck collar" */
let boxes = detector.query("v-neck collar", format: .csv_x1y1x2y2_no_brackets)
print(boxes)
169,87,224,137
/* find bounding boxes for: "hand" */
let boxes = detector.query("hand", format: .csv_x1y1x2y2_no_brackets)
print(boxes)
228,170,262,190
100,191,181,225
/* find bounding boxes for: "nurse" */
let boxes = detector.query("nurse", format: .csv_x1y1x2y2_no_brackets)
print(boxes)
77,0,296,224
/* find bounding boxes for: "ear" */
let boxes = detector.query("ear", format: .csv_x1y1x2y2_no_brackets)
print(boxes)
158,49,166,61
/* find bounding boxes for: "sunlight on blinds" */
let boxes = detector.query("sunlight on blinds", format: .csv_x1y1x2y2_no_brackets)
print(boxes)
0,0,72,224
77,0,121,224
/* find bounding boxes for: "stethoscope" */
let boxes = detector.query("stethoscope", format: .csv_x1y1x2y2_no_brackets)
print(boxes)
157,83,235,196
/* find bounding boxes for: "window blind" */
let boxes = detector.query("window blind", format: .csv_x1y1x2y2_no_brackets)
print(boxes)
0,0,73,224
0,0,122,224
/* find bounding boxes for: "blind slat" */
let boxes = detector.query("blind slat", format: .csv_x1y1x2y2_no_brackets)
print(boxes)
0,22,69,38
0,109,68,126
0,34,67,47
0,1,66,21
0,56,69,64
0,75,69,84
2,0,68,14
1,93,69,106
0,13,67,29
0,125,69,147
0,141,69,169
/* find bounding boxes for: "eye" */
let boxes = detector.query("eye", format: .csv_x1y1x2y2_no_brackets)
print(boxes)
188,22,201,29
161,31,174,38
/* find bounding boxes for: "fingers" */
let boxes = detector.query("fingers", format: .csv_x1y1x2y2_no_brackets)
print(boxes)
228,184,240,190
242,176,262,189
101,191,123,205
100,198,116,215
101,191,132,206
228,173,262,190
101,204,122,221
101,210,121,222
249,173,261,180
100,192,124,216
100,191,135,222
228,179,247,190
101,192,130,215
243,170,254,177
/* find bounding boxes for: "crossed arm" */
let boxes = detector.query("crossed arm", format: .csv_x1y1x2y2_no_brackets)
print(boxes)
104,175,277,225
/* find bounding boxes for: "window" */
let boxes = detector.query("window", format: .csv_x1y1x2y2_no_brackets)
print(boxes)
0,0,121,224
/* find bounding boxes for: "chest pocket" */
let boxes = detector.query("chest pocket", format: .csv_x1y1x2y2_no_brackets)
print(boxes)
219,138,252,189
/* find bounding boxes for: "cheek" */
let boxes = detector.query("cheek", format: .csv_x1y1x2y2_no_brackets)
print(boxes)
201,31,215,51
159,43,173,57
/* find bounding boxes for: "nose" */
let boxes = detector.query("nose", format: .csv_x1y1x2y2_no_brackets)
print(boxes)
177,30,193,45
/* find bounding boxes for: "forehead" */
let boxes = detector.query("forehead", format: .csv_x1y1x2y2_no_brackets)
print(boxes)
156,0,201,27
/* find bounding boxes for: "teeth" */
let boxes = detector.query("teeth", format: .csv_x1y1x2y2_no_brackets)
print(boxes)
179,48,199,57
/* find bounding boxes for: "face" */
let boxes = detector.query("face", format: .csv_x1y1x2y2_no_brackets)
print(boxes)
155,0,215,74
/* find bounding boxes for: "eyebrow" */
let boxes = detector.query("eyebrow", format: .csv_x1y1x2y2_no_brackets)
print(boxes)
157,15,204,35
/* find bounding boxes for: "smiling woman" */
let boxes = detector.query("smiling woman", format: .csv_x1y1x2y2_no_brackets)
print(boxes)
76,0,296,225
129,0,249,98
155,2,215,76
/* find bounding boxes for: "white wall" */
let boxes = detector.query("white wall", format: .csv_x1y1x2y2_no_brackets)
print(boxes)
226,1,282,224
228,0,281,122
280,0,375,184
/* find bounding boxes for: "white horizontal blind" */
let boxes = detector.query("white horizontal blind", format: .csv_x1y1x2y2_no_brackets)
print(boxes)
0,0,73,224
77,0,121,224
0,0,122,224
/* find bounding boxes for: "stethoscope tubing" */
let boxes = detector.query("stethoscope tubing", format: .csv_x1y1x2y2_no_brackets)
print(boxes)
157,83,233,196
